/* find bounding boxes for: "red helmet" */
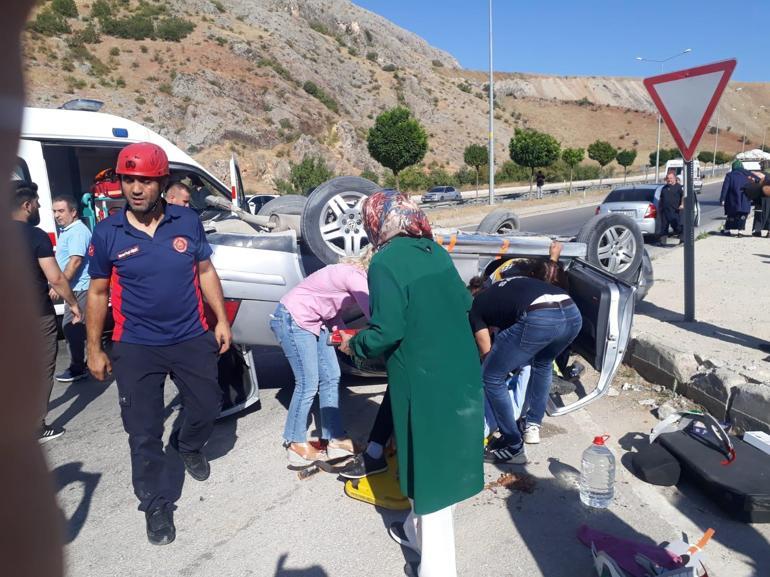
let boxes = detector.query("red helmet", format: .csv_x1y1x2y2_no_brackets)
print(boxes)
116,142,169,178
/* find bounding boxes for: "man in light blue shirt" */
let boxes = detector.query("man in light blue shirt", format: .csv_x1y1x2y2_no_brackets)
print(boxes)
51,195,91,381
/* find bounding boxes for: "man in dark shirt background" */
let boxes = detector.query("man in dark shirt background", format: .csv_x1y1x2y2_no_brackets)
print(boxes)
658,172,684,246
11,180,81,442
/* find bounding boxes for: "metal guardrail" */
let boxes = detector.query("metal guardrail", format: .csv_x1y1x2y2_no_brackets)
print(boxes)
419,183,607,210
418,167,731,211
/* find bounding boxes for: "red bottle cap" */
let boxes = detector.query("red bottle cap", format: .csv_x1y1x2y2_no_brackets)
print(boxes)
593,435,610,445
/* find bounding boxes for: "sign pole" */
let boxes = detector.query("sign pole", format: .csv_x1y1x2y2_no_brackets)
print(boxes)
643,58,737,323
683,159,695,321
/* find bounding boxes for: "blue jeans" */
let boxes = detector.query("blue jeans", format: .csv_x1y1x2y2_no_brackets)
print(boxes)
483,304,582,447
484,366,530,437
270,304,344,443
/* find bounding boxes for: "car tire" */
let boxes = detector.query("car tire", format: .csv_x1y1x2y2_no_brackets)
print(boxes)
301,176,380,264
257,194,307,217
635,248,654,303
476,209,521,235
576,213,644,282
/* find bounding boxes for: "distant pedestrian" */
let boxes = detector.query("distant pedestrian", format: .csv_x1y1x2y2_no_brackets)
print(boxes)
743,174,770,237
658,172,684,246
51,195,91,382
535,170,546,199
165,181,192,208
86,142,231,546
11,181,82,442
720,160,753,236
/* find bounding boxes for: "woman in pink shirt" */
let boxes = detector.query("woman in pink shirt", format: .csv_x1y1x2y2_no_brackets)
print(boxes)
270,249,372,467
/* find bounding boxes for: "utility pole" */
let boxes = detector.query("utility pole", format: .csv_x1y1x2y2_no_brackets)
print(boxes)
488,0,495,205
712,107,719,177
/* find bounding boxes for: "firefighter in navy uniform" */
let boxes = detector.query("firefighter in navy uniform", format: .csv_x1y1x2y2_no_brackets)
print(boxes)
86,142,231,545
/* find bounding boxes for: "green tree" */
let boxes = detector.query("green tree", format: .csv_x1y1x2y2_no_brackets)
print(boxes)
587,140,617,185
28,8,71,36
615,149,637,183
561,147,584,194
276,155,334,196
463,143,488,198
714,151,731,165
51,0,78,18
91,0,112,19
367,107,428,190
360,168,379,185
508,128,561,192
697,150,715,166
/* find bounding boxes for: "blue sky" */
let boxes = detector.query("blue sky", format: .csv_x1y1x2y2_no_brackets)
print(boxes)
352,1,766,82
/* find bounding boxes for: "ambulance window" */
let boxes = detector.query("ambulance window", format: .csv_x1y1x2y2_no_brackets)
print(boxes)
41,143,123,201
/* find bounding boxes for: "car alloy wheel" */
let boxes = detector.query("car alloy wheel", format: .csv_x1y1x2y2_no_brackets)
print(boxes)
317,191,369,257
596,224,637,274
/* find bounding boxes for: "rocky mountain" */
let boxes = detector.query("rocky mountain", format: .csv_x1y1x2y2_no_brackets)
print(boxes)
22,0,769,191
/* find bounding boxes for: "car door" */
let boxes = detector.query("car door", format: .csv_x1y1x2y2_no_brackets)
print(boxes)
547,259,636,416
229,154,247,211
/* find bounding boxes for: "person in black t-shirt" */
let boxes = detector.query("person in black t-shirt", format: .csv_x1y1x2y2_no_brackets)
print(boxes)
658,172,684,246
11,181,81,442
469,276,582,463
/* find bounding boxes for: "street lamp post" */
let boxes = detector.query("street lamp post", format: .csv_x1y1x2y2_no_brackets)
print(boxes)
487,0,495,206
712,107,720,177
636,48,692,182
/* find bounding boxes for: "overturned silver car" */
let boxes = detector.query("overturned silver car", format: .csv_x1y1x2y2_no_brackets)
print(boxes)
203,170,651,419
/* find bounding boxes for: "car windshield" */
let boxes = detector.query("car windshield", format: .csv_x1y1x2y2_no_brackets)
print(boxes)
604,188,655,203
428,187,444,192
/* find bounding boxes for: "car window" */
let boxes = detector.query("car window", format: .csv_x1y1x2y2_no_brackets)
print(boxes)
604,188,655,203
428,187,441,192
169,165,232,217
12,157,30,182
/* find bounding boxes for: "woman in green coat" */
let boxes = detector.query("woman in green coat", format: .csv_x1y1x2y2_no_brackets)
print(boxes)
340,190,483,577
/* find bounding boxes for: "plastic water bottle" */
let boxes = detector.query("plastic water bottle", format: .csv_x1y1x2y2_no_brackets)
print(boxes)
579,435,616,508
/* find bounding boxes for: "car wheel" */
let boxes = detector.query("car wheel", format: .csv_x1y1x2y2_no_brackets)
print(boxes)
301,176,380,264
635,248,654,303
576,213,644,282
257,194,307,217
476,209,521,235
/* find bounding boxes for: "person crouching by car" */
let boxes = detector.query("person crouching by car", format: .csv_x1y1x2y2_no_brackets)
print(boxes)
473,241,576,446
270,247,373,468
339,190,483,577
472,272,582,464
86,142,232,546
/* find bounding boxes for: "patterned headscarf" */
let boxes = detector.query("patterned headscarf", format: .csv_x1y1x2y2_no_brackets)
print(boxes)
362,190,433,248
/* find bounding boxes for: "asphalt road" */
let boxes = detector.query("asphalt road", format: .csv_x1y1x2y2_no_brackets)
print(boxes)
44,335,769,577
517,179,725,240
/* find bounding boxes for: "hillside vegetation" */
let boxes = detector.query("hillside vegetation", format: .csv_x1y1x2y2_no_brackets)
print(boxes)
22,0,768,191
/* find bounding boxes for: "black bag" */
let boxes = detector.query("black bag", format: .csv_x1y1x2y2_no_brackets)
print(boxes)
631,443,681,486
658,430,770,523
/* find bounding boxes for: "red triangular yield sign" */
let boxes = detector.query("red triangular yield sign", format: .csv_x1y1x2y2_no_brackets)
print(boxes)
643,59,737,161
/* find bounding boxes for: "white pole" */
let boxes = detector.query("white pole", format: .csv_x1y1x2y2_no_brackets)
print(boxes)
488,0,495,206
712,108,719,177
742,123,746,153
